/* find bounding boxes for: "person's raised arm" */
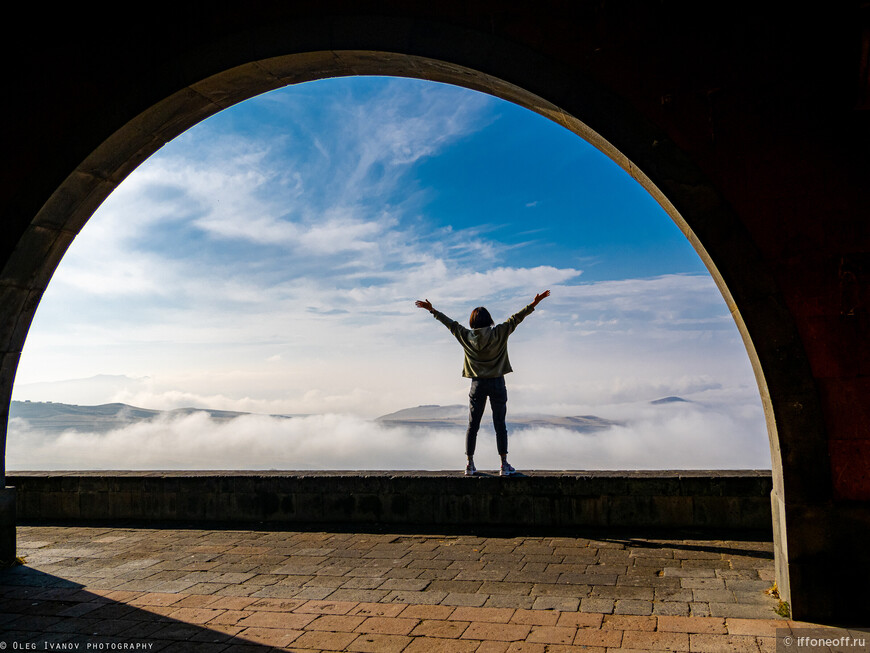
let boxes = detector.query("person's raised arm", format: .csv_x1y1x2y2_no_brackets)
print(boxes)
499,290,551,335
530,289,550,308
416,299,466,337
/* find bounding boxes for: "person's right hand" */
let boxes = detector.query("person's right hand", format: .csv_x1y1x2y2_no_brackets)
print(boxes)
415,299,433,311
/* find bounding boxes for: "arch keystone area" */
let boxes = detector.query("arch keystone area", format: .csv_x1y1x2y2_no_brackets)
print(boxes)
1,4,867,622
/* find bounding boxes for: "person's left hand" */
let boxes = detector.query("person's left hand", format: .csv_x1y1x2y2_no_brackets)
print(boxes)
415,299,433,311
532,290,550,306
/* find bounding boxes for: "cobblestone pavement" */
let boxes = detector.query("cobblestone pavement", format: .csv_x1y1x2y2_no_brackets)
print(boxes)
0,525,863,651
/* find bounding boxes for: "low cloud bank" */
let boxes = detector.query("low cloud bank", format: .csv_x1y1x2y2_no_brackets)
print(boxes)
7,400,770,471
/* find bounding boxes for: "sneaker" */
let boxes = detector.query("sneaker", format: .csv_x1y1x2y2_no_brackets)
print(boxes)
465,462,477,476
500,461,517,476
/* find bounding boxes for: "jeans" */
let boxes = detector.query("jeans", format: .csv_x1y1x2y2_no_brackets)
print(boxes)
466,376,508,456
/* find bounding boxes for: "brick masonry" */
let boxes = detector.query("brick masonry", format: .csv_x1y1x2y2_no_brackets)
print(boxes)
7,471,773,530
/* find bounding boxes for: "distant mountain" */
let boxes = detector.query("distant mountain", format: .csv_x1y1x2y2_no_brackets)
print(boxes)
376,405,620,433
10,400,622,436
650,396,690,405
9,401,265,433
375,405,468,429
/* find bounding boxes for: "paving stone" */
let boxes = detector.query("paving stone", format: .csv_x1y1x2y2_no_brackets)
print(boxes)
504,570,562,583
184,582,230,595
480,581,534,595
529,583,589,597
347,632,413,652
404,637,479,652
655,587,695,602
715,569,761,580
484,593,536,609
580,597,614,613
397,603,455,620
385,590,450,604
587,564,629,575
623,629,690,650
618,575,681,588
246,597,306,611
725,579,776,592
322,588,390,602
462,621,531,641
689,632,762,652
455,570,510,583
693,589,736,603
428,580,484,594
572,626,623,648
411,618,470,638
708,602,779,619
291,629,359,650
591,586,654,600
56,601,105,618
306,613,367,631
442,592,489,607
654,563,707,576
525,624,576,644
690,602,712,617
303,575,346,588
613,599,652,615
447,607,515,623
558,573,619,586
353,615,419,635
725,617,786,635
531,596,579,611
510,609,560,626
236,626,304,647
205,609,255,626
383,567,425,580
165,606,226,624
732,591,777,605
341,576,388,590
148,621,213,641
294,599,359,615
379,578,430,591
249,584,309,599
555,612,604,628
680,559,732,570
623,565,665,577
292,586,337,600
189,623,244,642
601,614,656,631
419,568,462,581
347,602,407,617
659,615,727,633
681,577,726,589
236,610,317,629
757,568,776,581
275,575,317,587
652,600,690,615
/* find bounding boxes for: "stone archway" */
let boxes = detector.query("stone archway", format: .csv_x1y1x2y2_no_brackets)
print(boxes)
2,4,866,622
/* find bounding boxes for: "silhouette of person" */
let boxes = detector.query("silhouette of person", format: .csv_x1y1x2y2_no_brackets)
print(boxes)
415,290,550,476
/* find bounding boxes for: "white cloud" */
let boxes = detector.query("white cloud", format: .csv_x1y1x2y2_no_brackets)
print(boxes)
6,397,769,471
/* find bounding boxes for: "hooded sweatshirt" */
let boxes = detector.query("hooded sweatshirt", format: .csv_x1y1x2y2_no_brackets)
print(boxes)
430,304,535,378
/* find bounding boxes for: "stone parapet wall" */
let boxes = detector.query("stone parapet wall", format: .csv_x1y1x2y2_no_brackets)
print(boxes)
8,471,772,531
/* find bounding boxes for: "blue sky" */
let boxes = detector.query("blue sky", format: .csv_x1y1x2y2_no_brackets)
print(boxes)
9,77,769,469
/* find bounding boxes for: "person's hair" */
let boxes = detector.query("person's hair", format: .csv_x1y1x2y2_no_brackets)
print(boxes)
469,307,494,329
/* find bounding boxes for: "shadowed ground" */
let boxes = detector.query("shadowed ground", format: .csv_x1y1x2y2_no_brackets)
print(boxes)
0,525,864,651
